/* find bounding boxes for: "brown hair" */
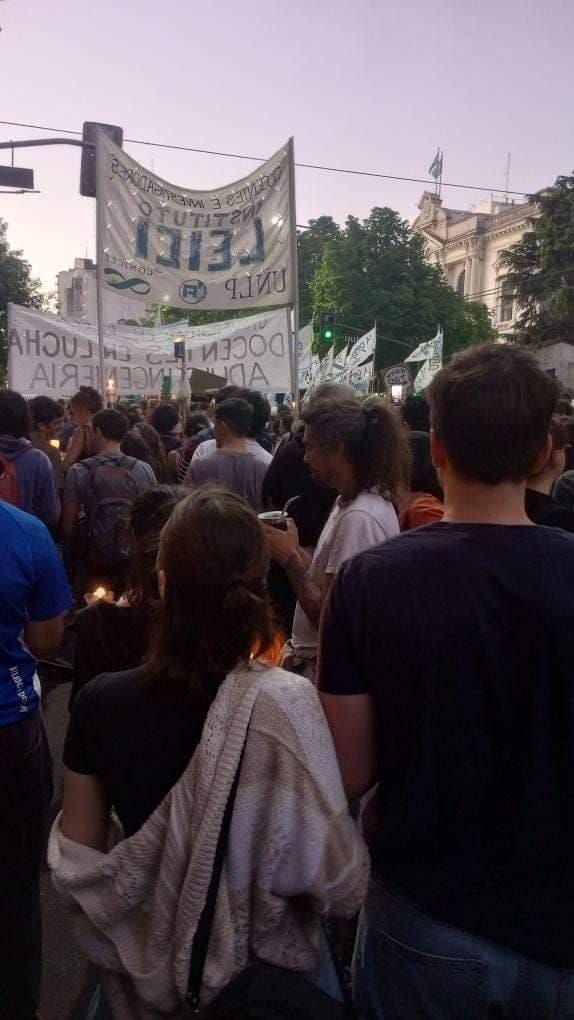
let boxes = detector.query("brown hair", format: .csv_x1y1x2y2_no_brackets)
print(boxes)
147,486,275,702
126,485,187,620
137,422,168,482
302,398,410,500
69,385,103,415
428,343,560,485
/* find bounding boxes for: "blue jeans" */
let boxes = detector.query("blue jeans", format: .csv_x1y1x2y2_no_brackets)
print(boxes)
353,877,574,1019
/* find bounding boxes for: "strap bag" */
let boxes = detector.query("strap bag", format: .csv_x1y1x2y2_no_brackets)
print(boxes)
182,750,356,1019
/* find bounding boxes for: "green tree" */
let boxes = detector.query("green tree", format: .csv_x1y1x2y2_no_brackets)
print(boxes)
311,207,494,366
297,216,341,328
499,173,574,345
0,219,43,384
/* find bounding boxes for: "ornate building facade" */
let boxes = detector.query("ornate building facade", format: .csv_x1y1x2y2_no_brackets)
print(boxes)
413,192,538,337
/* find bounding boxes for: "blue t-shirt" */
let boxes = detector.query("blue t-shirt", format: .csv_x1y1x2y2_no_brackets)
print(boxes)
0,501,72,726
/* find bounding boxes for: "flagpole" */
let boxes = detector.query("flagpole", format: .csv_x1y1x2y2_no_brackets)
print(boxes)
287,137,300,412
95,129,107,405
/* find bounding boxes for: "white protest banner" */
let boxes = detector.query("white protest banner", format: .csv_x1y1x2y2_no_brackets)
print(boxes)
383,364,413,389
297,323,312,370
404,327,443,363
96,133,294,311
348,362,373,396
7,304,292,397
346,327,376,369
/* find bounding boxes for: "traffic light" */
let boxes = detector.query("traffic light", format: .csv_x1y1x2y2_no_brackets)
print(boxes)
320,311,336,344
173,338,186,360
80,121,123,197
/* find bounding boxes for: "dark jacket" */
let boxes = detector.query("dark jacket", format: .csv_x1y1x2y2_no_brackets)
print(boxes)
525,488,574,532
0,435,60,527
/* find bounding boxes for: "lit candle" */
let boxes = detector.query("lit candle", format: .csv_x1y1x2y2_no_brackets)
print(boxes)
93,586,106,600
49,438,60,450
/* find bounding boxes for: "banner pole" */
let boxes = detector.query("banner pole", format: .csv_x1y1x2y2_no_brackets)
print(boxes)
94,129,107,405
287,137,300,412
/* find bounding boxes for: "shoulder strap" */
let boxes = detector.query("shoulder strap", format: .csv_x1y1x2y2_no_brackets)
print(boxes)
186,748,245,1012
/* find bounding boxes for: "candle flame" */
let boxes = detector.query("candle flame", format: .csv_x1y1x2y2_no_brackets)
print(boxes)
93,586,106,600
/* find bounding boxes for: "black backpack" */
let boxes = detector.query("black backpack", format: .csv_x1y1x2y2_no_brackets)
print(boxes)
84,455,140,566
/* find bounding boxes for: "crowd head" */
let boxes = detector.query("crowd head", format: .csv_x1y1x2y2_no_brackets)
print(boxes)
401,394,431,432
428,342,559,486
28,396,65,440
151,404,180,436
92,408,129,447
214,398,253,445
148,486,274,702
301,397,410,499
69,385,103,426
126,485,187,618
0,389,33,438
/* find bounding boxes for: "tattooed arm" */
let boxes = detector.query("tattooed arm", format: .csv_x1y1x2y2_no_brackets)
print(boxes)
283,553,333,629
265,521,331,628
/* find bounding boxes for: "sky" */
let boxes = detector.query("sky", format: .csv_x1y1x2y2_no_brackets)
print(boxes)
1,0,573,295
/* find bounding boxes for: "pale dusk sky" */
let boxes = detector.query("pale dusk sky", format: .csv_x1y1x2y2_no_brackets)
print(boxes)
1,0,573,293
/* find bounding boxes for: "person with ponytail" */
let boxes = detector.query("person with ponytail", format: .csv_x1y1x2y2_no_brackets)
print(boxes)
52,486,368,1015
265,398,409,680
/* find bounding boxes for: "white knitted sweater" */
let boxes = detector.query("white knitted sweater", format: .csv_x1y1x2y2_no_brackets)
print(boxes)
49,663,369,1019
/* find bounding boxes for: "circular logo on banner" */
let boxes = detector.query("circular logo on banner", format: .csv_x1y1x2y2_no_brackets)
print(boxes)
179,280,207,305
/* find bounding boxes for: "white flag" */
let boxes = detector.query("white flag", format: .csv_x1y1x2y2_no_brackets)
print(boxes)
331,351,347,381
405,327,443,363
310,352,321,384
297,323,313,369
348,362,373,396
346,327,376,369
96,132,295,310
318,345,334,383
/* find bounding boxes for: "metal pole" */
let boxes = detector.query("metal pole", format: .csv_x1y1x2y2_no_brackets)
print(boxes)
94,129,107,404
287,137,300,412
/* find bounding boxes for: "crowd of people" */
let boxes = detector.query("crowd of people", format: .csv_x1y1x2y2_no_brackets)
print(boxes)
1,342,574,1019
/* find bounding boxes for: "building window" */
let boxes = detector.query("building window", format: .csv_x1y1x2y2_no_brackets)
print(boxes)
499,278,514,322
457,270,466,297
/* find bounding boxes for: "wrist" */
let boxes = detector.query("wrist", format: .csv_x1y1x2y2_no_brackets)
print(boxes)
283,549,300,571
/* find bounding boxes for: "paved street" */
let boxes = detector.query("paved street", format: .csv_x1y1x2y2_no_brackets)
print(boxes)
40,673,93,1020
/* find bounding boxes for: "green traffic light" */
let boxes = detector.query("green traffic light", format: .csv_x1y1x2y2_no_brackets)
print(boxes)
324,329,333,340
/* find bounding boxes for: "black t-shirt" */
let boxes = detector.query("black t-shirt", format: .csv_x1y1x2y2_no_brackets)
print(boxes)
525,487,574,532
319,522,574,967
64,665,207,836
70,602,149,709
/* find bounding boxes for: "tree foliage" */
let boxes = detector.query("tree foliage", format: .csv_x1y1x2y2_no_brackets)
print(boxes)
311,207,494,365
0,219,43,382
297,216,341,327
499,173,574,345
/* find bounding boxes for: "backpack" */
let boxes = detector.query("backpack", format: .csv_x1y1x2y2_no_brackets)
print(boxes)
0,455,21,508
84,455,140,566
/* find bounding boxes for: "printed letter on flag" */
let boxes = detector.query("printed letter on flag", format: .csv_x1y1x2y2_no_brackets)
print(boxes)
96,133,294,310
404,328,443,363
346,327,376,369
